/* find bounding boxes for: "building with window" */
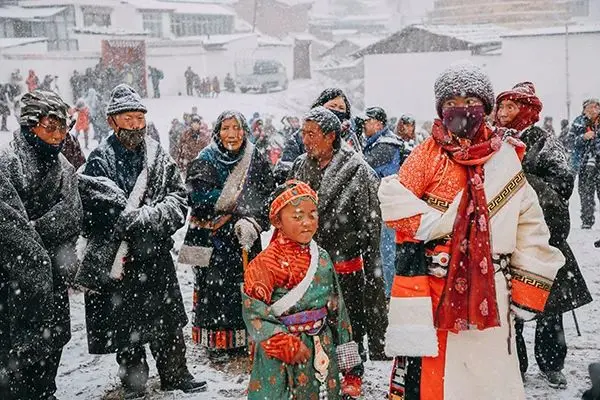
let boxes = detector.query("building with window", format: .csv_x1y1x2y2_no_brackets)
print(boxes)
428,0,600,27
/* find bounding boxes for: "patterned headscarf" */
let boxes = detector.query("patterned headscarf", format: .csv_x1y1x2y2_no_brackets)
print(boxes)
269,180,318,223
495,82,543,132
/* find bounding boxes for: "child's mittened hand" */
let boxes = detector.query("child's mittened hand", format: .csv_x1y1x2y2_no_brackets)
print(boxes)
234,218,259,249
342,374,362,399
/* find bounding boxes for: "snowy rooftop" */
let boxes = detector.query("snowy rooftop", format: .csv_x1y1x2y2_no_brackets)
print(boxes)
414,24,508,46
276,0,314,6
170,2,236,15
71,27,150,36
502,23,600,37
0,5,66,20
0,37,47,49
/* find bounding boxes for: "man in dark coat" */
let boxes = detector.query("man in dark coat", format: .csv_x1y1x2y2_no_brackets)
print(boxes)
569,98,600,229
148,66,163,99
275,88,361,184
496,82,592,388
361,106,410,297
76,84,206,399
184,67,195,96
0,90,82,399
289,107,389,363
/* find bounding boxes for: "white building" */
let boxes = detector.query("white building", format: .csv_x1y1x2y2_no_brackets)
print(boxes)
362,23,600,124
0,0,293,99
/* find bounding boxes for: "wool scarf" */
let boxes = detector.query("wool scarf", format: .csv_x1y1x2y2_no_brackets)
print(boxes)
431,119,503,332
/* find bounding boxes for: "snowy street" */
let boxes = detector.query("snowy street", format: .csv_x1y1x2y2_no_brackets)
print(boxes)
0,84,598,400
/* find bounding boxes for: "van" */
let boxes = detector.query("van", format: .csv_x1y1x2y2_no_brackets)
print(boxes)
236,60,288,94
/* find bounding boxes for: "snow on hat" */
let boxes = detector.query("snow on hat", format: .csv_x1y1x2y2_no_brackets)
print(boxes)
496,81,542,113
365,106,388,125
106,84,147,116
583,98,600,110
495,82,543,131
20,90,70,127
434,61,495,117
303,106,341,136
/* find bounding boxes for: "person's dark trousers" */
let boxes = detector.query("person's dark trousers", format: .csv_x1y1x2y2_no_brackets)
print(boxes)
117,328,190,391
578,164,600,227
337,271,366,360
186,84,193,96
515,314,567,375
337,270,387,360
1,114,7,131
5,349,62,400
153,84,160,99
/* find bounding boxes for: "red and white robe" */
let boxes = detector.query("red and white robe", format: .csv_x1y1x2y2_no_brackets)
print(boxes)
378,136,564,400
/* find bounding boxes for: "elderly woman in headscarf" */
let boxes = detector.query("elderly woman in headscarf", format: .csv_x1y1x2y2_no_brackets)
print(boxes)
275,88,361,184
179,110,275,361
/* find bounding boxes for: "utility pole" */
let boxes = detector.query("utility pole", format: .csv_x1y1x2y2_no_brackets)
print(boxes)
565,22,571,121
252,0,259,33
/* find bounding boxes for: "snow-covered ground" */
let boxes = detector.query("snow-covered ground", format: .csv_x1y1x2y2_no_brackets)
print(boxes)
0,82,598,399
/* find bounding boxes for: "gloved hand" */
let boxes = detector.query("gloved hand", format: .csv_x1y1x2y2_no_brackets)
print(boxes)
114,208,139,239
234,217,259,250
124,206,153,234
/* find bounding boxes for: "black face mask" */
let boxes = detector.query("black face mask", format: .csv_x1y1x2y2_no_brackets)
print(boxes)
329,109,349,123
22,126,64,157
115,127,146,149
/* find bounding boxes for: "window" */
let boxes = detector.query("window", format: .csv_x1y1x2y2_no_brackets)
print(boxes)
47,6,78,51
142,12,163,38
170,14,233,37
569,0,590,17
82,6,112,27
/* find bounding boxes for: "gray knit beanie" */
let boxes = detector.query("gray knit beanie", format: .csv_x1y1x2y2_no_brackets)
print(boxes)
106,84,147,116
434,61,495,118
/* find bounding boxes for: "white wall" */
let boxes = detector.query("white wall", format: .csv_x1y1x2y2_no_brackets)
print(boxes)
364,31,600,124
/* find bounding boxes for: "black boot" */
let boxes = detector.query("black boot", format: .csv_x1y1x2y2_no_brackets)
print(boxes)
161,372,207,394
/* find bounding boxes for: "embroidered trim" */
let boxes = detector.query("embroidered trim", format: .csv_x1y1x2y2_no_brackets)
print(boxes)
421,170,526,217
488,170,526,218
510,267,553,292
192,327,248,349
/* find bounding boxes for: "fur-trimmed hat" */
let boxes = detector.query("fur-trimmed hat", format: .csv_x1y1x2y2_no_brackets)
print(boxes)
434,61,495,117
106,84,147,116
19,90,70,127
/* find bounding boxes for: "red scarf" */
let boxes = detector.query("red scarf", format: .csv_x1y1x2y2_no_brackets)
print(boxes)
431,119,503,332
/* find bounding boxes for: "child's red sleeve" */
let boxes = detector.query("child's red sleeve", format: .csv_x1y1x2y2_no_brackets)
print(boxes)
244,258,275,304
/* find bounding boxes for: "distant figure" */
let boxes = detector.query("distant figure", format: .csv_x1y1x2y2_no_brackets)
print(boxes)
26,70,39,92
168,118,185,159
73,98,91,149
0,84,10,132
224,72,235,92
184,66,195,96
542,116,555,135
40,75,54,91
147,121,161,143
70,70,83,102
148,66,164,99
212,76,220,98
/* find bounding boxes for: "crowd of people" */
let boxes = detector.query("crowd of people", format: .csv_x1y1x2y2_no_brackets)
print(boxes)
184,67,223,98
0,59,599,400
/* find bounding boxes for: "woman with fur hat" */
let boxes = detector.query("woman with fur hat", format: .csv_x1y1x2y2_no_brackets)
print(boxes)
379,61,564,399
178,110,275,362
495,82,592,388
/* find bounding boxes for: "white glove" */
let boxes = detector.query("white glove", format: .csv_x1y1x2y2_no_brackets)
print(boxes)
234,218,259,250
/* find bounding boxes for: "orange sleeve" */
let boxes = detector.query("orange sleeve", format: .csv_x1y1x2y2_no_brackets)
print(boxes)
385,138,441,241
398,138,439,199
244,257,275,304
260,332,302,364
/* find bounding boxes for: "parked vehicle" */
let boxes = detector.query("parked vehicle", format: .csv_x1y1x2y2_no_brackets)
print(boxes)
235,59,288,94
